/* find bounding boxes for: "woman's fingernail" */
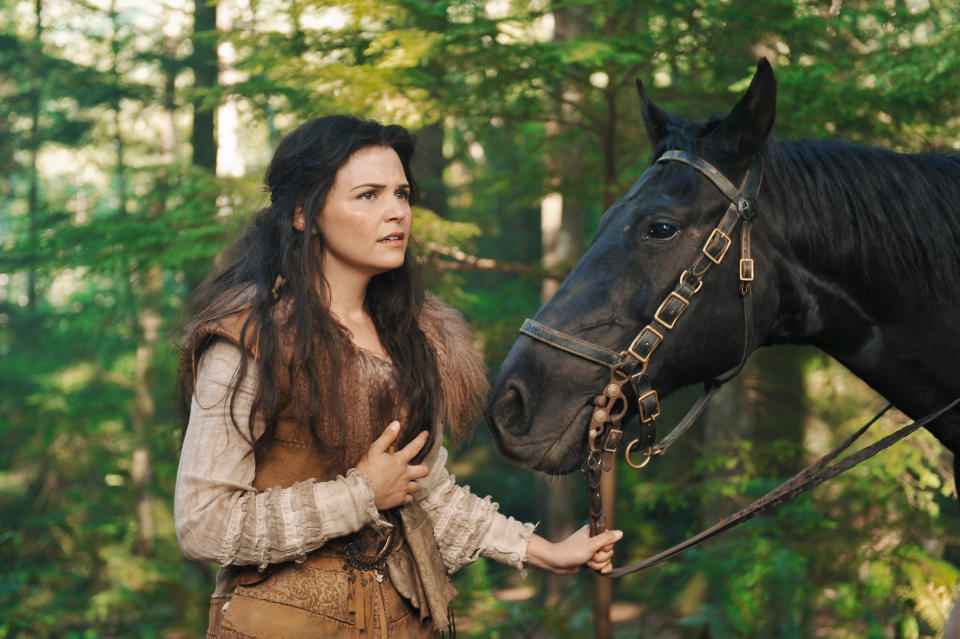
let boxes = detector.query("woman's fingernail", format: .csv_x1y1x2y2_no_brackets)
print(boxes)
615,531,623,539
390,421,400,430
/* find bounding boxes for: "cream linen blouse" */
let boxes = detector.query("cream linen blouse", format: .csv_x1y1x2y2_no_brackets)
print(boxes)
174,339,535,574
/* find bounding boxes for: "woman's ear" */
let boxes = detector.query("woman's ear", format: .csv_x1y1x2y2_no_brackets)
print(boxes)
293,205,306,231
293,206,320,234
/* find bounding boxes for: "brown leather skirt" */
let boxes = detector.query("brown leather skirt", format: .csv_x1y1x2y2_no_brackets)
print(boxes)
206,556,440,639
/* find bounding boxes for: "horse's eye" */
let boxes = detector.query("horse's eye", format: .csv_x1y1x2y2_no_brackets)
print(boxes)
647,222,678,240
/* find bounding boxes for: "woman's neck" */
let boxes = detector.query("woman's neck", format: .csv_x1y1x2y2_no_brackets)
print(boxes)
319,261,385,356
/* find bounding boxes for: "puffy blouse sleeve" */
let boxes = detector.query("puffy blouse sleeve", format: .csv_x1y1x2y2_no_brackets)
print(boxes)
414,441,536,575
414,293,537,574
174,339,386,569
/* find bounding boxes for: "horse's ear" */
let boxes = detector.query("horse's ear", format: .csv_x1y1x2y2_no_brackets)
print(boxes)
636,78,674,146
711,58,777,157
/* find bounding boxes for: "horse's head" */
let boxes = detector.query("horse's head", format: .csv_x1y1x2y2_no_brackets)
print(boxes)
489,59,780,474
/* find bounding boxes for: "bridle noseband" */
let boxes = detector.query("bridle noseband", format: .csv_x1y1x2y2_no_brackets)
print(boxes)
519,149,763,536
515,149,960,579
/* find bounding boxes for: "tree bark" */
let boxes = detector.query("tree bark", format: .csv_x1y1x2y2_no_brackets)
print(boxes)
26,0,43,312
540,0,596,619
413,121,448,217
191,0,218,172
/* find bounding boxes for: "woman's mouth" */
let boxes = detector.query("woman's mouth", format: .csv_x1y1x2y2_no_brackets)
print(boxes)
377,232,406,245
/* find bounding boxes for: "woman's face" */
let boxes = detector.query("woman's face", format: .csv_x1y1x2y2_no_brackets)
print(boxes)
316,145,412,280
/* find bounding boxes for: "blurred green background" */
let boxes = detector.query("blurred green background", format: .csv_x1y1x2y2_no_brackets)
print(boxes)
1,0,959,637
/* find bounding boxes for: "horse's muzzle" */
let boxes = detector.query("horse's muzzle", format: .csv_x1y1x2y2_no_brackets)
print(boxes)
488,380,538,467
488,378,589,474
491,381,530,434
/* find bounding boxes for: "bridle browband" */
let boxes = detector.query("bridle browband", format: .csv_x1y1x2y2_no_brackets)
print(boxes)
517,150,960,579
520,149,763,537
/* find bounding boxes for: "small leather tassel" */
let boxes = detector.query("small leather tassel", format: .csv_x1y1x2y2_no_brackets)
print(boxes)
346,569,389,639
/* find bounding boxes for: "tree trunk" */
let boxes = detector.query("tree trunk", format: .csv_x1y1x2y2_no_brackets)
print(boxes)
540,0,595,619
413,121,448,217
540,187,578,606
701,348,806,523
695,347,806,631
132,284,160,557
191,0,218,172
26,0,43,312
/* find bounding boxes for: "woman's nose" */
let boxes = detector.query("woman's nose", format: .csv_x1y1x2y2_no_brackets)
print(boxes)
385,202,409,223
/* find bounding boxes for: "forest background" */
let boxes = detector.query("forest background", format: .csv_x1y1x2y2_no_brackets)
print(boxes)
2,0,959,637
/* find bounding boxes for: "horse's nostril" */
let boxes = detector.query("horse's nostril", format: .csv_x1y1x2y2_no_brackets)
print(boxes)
493,383,531,437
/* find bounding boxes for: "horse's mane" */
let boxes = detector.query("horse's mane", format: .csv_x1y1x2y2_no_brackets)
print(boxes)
653,115,960,300
762,139,960,298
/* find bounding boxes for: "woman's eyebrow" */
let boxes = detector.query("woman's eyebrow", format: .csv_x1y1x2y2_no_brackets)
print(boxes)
350,182,410,191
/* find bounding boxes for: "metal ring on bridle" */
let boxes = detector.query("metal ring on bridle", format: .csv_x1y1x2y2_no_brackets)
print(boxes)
625,439,654,469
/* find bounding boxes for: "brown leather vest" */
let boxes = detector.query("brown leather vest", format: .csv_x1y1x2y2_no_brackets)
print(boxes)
180,307,457,632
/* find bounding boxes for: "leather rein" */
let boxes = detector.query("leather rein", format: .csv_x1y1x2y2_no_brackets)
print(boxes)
518,150,960,578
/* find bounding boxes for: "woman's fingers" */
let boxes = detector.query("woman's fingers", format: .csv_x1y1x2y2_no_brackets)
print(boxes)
369,421,401,454
397,429,430,461
592,547,614,561
358,425,434,510
406,463,429,480
590,529,623,553
588,560,613,574
586,530,620,573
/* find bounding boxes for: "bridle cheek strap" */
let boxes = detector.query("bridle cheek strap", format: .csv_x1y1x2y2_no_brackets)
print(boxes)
520,151,761,441
515,150,960,578
519,150,763,538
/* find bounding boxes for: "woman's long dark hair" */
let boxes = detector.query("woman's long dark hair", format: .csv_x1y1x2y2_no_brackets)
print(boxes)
180,115,440,465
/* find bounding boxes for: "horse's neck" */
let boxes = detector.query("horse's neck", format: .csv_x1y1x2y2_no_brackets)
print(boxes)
760,145,960,421
767,257,960,459
776,258,956,404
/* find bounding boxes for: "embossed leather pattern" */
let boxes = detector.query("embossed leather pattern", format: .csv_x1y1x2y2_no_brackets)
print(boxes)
207,560,439,639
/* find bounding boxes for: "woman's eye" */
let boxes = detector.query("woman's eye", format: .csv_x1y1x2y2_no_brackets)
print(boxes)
360,191,376,200
395,190,409,200
646,222,678,240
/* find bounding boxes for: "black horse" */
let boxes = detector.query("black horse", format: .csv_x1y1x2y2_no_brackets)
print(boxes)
488,59,960,503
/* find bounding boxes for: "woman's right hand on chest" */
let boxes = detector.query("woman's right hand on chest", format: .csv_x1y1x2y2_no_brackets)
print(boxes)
356,421,430,510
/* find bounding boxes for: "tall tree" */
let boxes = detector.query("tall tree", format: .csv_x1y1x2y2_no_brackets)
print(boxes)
25,0,42,311
191,0,218,172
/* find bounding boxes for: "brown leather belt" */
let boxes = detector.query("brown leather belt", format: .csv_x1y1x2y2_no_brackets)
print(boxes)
227,526,403,639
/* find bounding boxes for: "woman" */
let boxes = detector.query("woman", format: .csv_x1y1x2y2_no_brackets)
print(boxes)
175,115,621,638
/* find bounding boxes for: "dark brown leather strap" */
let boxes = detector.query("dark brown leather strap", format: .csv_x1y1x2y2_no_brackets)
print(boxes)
519,149,764,546
606,396,960,577
520,319,621,367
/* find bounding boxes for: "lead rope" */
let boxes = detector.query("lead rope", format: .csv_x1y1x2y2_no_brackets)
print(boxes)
606,395,960,578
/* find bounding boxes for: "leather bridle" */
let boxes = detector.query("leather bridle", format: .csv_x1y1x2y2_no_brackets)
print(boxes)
519,149,763,537
516,149,960,579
